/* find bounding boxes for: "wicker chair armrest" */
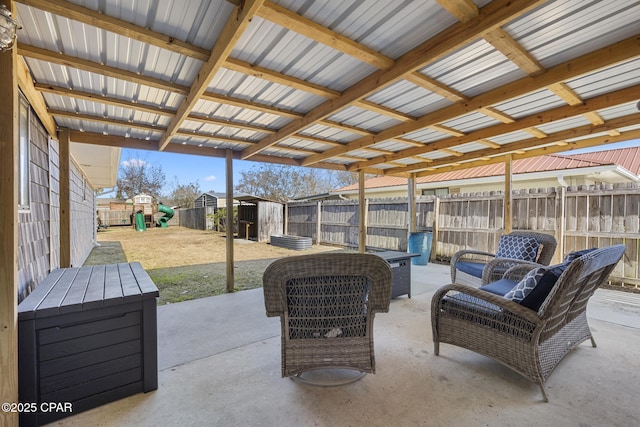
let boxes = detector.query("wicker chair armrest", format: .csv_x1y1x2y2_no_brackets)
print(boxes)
432,284,542,324
451,249,496,264
482,259,545,284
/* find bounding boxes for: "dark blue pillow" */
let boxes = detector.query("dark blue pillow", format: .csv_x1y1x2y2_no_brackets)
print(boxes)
456,261,485,278
563,248,597,263
519,270,560,311
479,278,517,296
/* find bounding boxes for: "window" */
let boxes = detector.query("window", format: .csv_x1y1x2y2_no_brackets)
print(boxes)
18,93,30,210
422,187,449,197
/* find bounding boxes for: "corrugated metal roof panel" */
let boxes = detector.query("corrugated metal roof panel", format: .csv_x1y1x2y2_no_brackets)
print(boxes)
421,39,527,97
507,0,640,69
328,106,402,133
565,57,640,100
403,128,450,144
598,102,640,121
232,17,376,92
366,79,456,117
536,116,591,134
442,112,499,133
493,88,566,119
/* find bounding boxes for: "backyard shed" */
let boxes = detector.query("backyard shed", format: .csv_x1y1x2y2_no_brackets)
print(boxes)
236,195,284,242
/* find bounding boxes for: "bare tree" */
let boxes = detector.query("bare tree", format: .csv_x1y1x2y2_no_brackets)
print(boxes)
163,179,201,208
235,164,356,202
116,155,165,200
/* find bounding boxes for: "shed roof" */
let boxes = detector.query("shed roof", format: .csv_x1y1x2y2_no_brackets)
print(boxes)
12,0,640,178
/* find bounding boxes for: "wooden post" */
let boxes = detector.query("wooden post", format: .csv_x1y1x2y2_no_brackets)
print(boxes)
558,186,566,260
59,128,71,267
0,0,19,421
283,202,288,235
431,196,440,262
504,154,513,233
408,174,417,233
316,200,321,245
225,150,234,293
358,170,366,252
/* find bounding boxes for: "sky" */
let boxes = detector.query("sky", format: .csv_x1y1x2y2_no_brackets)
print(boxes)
103,138,640,198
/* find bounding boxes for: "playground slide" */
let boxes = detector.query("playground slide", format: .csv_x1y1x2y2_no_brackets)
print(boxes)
156,203,175,228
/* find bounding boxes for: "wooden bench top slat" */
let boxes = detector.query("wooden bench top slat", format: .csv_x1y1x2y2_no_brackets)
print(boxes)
35,268,80,318
118,263,143,303
17,269,67,320
129,262,159,297
59,266,92,314
103,264,124,305
83,265,106,310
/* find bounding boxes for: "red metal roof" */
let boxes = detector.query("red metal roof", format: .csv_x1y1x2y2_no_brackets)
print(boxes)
334,146,640,192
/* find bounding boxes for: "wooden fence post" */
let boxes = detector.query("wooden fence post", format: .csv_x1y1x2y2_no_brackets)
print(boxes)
316,201,321,245
431,196,440,261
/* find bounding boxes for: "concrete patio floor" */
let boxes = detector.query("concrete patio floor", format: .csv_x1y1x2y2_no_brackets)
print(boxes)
47,262,640,427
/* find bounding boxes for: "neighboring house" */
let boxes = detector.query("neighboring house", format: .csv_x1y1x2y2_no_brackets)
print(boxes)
194,192,242,209
331,147,640,199
17,94,120,302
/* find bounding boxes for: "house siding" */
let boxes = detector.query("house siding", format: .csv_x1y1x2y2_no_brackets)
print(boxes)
17,105,97,302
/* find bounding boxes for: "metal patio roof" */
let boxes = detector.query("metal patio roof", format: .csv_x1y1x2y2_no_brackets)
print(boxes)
12,0,640,179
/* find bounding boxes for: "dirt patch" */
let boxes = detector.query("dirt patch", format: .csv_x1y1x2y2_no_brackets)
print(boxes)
86,226,347,304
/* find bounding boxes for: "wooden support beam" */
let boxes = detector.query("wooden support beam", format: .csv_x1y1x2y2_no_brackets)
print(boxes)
158,0,265,151
404,72,468,102
59,128,71,268
408,174,417,233
18,0,211,61
436,0,479,23
504,154,513,233
483,28,544,75
257,1,394,69
18,44,190,95
358,170,366,252
0,0,19,418
225,150,235,293
242,0,545,160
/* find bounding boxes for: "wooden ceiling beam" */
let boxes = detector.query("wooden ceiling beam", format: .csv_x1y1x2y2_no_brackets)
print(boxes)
158,0,265,151
17,0,211,61
48,109,161,132
435,0,479,23
414,127,640,178
185,114,276,134
483,28,544,75
223,57,340,99
257,1,394,69
241,0,545,160
389,112,640,175
303,35,640,167
200,91,303,119
34,83,174,116
18,44,190,95
17,57,57,136
404,72,468,102
351,82,640,171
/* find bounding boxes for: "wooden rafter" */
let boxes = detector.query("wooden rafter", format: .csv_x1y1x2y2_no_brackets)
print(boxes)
242,0,546,161
414,126,640,178
352,82,640,172
404,72,468,102
158,0,265,151
17,0,211,61
388,112,640,175
18,44,190,95
256,1,394,69
305,35,640,168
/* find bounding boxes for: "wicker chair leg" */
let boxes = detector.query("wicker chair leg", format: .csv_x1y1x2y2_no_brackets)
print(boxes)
434,342,439,356
590,336,597,347
539,384,549,402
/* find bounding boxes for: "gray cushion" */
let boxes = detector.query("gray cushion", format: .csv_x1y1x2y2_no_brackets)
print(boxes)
495,235,539,262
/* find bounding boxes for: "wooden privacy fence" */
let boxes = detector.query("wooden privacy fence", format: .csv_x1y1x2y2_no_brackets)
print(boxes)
286,183,640,289
178,206,215,230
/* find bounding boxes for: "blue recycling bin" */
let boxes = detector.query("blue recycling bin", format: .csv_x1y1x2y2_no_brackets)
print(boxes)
409,231,432,265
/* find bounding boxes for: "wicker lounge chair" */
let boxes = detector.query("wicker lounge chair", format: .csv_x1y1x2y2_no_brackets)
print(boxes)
263,252,392,385
433,244,625,401
450,231,557,287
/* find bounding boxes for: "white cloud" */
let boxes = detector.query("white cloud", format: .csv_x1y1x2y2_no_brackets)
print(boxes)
204,175,217,181
121,158,147,168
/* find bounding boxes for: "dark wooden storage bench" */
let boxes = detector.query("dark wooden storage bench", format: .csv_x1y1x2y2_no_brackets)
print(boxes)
373,251,420,298
18,262,159,426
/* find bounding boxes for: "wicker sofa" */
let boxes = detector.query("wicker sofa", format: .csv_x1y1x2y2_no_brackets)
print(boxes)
263,252,392,384
450,231,557,287
433,244,625,401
